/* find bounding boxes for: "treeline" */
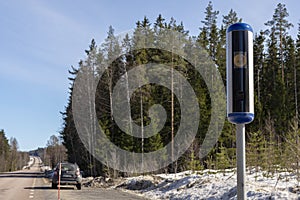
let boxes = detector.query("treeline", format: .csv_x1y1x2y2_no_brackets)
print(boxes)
0,129,28,172
37,135,67,168
60,2,300,177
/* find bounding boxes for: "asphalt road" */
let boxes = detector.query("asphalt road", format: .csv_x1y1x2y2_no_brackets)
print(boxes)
0,157,148,200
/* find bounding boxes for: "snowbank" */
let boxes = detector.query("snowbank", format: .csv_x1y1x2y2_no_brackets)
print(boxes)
82,176,116,188
116,169,300,199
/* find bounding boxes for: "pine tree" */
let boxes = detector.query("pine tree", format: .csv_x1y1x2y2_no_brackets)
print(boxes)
264,114,280,176
247,131,267,176
198,1,219,61
216,144,230,173
187,140,203,172
222,9,242,29
283,117,300,182
263,29,287,138
265,3,293,82
263,4,294,139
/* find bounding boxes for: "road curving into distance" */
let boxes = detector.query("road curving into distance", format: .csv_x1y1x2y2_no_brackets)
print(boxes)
0,156,147,200
0,156,43,200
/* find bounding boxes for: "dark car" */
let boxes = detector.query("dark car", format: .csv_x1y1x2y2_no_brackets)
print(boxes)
44,169,54,178
51,162,82,190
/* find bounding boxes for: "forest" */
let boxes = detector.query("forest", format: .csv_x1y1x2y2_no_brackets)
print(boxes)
59,2,300,179
0,129,28,172
0,131,67,172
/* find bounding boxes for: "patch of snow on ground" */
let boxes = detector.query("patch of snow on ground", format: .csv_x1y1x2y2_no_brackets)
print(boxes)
118,169,300,199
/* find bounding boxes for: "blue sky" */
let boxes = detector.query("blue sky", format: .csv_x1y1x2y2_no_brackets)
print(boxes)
0,0,299,151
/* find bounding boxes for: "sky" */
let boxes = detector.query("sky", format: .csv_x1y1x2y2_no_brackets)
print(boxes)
0,0,299,151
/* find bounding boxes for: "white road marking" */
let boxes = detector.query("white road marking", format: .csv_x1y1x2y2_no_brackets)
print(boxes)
43,178,48,184
29,177,36,199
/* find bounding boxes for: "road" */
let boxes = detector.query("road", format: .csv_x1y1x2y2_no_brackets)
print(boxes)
0,157,148,200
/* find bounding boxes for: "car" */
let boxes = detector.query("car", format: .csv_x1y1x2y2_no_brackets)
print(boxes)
44,169,54,179
22,165,30,170
51,162,82,190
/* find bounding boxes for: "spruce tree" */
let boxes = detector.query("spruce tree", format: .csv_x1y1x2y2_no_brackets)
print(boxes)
247,131,267,176
216,144,230,173
218,9,242,83
295,23,300,120
284,36,297,123
251,31,266,132
0,130,10,172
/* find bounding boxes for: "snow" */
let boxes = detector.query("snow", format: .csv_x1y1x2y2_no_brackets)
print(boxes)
22,156,35,170
117,168,300,199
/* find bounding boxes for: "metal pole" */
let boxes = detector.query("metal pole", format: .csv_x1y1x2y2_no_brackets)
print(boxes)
58,162,61,200
236,124,246,200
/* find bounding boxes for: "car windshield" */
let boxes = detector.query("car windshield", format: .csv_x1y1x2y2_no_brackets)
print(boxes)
58,163,76,171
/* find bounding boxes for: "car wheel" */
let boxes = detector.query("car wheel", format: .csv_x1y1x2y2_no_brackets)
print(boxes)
52,183,58,189
76,183,81,190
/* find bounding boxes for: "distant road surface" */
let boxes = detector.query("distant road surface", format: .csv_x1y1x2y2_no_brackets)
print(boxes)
0,156,147,200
